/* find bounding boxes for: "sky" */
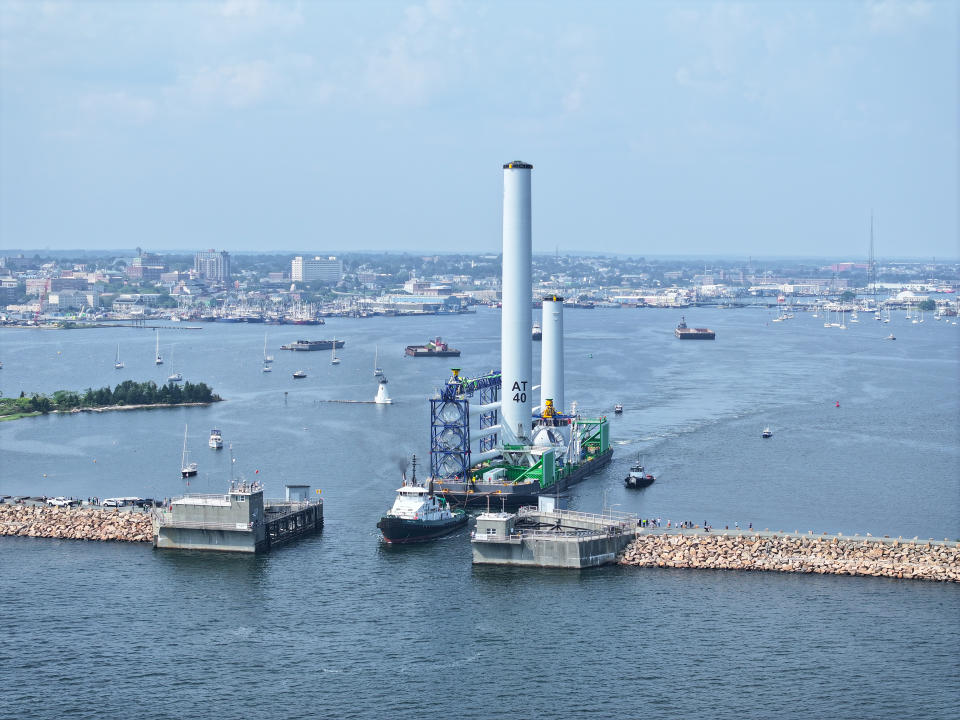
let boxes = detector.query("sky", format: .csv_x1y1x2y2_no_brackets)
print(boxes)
0,0,957,259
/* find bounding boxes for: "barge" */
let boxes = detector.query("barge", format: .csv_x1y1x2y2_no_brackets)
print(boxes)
675,316,715,339
405,337,460,357
281,339,345,351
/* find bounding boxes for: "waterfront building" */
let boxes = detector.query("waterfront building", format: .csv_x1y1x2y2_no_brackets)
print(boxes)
291,256,343,283
194,250,232,284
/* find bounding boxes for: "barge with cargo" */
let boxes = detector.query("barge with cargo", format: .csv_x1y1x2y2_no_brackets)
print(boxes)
674,316,715,339
405,337,460,357
281,339,345,351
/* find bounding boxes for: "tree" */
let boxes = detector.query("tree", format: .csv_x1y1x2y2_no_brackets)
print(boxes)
918,299,936,312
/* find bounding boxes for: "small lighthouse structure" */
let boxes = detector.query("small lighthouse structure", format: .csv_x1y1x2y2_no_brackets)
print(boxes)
375,376,392,405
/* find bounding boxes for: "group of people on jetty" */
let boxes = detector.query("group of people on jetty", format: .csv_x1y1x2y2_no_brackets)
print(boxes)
638,518,754,532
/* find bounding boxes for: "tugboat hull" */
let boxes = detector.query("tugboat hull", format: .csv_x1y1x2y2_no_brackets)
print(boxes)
377,512,468,544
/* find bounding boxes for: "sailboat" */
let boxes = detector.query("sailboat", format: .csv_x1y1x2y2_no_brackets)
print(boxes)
262,333,273,372
181,425,198,478
167,346,183,382
373,346,384,377
331,338,340,365
114,345,124,369
155,332,163,365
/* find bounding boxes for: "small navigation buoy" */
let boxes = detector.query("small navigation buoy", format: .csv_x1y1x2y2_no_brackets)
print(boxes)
835,401,840,408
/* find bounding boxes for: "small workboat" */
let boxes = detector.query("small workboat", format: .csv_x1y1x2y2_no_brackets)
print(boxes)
292,370,307,379
209,428,223,449
377,456,468,543
624,457,655,489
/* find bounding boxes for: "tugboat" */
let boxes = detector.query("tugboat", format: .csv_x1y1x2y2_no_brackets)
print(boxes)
377,456,468,543
208,428,223,450
624,457,655,489
762,427,773,439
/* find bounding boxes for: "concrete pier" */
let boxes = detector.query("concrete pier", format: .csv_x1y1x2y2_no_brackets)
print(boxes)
153,483,322,553
619,529,960,582
472,506,637,568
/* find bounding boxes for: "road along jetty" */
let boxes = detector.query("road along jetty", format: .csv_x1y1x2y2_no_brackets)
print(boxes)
0,504,152,542
618,529,960,583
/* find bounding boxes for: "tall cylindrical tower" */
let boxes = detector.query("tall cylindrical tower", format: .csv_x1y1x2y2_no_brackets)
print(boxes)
501,160,533,443
540,294,564,415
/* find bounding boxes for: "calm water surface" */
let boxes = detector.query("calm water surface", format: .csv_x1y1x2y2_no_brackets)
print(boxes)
2,308,958,719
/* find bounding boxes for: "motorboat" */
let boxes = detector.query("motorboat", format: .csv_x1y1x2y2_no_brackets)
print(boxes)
293,370,307,379
209,429,223,449
377,456,468,543
885,333,896,341
614,403,623,414
762,427,773,438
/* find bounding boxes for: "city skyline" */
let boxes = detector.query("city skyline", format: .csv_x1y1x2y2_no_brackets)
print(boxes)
1,1,957,258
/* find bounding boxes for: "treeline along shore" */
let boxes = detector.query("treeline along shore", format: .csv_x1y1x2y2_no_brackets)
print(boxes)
619,530,960,583
0,380,221,420
0,505,152,542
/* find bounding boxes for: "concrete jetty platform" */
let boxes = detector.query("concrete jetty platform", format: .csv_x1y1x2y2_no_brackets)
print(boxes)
472,504,637,568
153,482,323,553
619,529,960,583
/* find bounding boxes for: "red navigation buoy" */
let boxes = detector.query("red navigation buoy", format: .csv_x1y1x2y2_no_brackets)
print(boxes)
835,401,840,407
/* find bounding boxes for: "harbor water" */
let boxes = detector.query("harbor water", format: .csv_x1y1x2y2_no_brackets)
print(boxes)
2,308,958,718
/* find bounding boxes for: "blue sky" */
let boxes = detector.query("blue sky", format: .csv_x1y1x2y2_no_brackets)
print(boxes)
0,0,956,258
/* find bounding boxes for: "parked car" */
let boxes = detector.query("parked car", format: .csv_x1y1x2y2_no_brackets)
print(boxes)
47,497,76,507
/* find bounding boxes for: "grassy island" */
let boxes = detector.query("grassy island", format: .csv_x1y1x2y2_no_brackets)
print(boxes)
0,380,222,421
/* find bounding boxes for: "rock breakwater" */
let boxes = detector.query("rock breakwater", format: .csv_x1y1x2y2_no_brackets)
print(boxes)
619,531,960,583
0,505,152,543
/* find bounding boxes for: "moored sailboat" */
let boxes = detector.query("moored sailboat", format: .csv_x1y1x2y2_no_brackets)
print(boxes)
181,425,198,477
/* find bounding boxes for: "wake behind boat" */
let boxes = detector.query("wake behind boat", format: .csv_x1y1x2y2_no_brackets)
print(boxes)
377,456,467,544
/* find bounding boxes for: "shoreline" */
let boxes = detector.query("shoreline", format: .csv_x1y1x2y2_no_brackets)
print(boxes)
0,399,222,422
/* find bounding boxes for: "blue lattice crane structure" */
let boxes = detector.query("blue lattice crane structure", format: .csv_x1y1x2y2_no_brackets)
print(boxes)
429,369,501,480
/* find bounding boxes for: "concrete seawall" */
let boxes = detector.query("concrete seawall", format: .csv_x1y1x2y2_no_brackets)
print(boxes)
619,530,960,583
0,505,152,542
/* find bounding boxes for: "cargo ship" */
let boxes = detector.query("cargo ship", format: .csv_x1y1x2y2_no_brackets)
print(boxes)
280,339,345,351
674,316,715,339
405,337,460,357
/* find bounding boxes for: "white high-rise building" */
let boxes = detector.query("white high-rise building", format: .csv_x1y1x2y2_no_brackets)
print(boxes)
291,256,343,283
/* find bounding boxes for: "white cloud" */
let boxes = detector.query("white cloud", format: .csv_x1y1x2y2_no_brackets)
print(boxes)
363,0,465,107
865,0,932,34
79,91,156,124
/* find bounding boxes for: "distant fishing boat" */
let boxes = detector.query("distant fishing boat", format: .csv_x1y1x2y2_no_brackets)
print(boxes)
181,425,198,478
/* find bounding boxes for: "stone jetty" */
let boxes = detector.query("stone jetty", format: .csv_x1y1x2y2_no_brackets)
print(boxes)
0,505,152,543
619,530,960,583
